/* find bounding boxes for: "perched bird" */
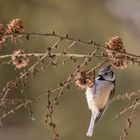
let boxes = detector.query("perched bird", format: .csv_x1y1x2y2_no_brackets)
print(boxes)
85,65,115,137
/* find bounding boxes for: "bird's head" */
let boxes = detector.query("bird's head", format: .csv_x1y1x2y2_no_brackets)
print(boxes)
98,65,115,82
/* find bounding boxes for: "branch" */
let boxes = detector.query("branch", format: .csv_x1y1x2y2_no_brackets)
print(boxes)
0,53,107,60
4,32,100,47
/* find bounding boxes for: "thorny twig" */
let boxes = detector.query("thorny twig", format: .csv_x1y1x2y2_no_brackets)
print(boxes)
4,32,99,46
112,90,140,102
120,97,140,140
111,90,140,121
1,32,140,63
0,57,107,120
0,38,62,108
0,53,108,60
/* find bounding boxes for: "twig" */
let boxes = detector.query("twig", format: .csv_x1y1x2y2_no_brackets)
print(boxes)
112,90,140,102
111,97,140,121
0,39,62,108
120,98,140,140
5,32,99,47
0,101,30,120
0,53,107,60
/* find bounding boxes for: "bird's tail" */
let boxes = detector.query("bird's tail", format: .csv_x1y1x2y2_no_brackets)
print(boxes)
86,112,98,137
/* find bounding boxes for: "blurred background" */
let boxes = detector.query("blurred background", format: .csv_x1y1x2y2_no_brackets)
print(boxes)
0,0,140,140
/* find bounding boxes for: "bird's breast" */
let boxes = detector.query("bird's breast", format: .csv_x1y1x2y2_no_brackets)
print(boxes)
85,80,114,110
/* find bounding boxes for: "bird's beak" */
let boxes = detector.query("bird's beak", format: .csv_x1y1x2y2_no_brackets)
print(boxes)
106,65,112,70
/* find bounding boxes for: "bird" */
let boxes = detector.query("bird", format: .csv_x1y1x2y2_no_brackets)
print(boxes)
85,65,115,137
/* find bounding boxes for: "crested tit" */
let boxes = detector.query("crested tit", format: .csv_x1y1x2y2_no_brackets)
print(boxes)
85,65,115,137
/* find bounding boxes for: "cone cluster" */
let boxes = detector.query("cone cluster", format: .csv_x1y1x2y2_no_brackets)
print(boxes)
11,50,29,69
105,36,128,70
75,70,94,89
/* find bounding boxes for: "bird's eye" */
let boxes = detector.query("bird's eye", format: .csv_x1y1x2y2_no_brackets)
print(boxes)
104,72,108,75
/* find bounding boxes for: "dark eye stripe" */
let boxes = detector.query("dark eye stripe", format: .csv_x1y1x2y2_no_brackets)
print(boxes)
104,73,108,75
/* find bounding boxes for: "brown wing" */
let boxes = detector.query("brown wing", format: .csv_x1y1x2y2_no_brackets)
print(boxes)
109,82,115,100
95,104,108,123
